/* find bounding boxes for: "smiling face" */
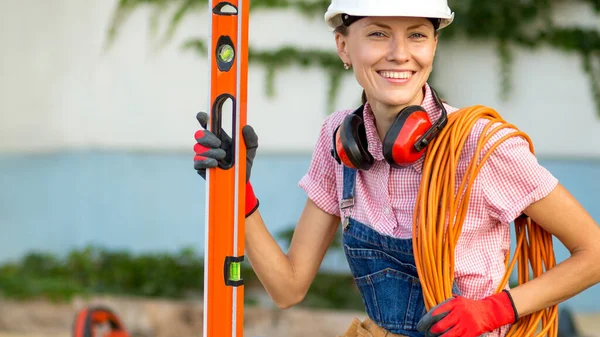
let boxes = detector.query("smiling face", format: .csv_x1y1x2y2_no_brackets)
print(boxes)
335,16,438,119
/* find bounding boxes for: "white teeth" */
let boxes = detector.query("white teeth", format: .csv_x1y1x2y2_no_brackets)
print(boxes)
380,71,412,79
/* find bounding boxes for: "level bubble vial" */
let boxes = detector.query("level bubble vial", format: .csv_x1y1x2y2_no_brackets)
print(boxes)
230,261,241,281
218,44,235,63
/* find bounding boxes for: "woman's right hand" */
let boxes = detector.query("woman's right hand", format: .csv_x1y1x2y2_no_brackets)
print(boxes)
194,111,228,179
193,111,258,181
193,111,260,217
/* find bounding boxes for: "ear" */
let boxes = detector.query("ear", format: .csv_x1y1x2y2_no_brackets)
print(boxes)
335,32,351,65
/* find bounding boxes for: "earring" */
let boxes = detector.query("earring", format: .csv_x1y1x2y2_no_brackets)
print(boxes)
344,63,351,70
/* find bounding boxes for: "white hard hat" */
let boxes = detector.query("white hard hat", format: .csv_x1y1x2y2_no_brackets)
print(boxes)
324,0,455,30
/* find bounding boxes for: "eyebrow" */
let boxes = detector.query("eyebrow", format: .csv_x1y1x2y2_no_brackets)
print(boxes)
365,22,429,30
365,22,392,30
407,23,429,30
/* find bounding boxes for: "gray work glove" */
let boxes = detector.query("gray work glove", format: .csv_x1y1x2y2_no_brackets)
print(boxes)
193,111,258,183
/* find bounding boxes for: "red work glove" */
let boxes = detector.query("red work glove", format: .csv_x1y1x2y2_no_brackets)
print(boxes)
194,111,259,218
416,290,518,337
244,181,259,217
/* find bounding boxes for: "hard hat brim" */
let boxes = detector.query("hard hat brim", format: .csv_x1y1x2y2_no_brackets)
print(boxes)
325,9,454,30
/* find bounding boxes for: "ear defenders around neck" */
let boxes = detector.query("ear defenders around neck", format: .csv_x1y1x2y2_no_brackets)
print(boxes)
331,87,448,170
73,306,130,337
330,110,375,170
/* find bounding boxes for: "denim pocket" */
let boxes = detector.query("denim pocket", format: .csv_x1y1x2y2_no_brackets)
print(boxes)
344,246,426,333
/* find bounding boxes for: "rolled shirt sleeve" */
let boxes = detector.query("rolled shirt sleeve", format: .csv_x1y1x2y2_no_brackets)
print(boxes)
478,122,559,224
298,113,347,217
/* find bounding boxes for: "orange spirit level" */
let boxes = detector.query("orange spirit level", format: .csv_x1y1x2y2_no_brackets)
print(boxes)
204,1,250,337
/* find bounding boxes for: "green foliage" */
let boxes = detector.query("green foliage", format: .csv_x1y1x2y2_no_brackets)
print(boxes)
105,0,600,117
302,272,363,310
0,242,363,310
0,253,84,302
0,246,205,302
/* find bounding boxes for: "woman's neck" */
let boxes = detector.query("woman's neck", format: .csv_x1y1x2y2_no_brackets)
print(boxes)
369,88,426,141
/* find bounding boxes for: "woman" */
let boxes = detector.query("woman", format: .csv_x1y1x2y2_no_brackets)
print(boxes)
193,1,600,336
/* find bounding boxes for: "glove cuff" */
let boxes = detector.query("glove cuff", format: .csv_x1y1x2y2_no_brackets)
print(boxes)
501,290,519,324
245,181,259,217
490,290,519,326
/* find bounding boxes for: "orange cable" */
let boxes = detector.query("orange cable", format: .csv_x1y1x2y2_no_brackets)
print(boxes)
412,105,558,337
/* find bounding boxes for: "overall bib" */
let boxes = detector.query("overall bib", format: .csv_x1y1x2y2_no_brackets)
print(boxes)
340,166,460,337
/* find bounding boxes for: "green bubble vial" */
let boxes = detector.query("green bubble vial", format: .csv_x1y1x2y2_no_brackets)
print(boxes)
218,44,235,63
229,262,241,281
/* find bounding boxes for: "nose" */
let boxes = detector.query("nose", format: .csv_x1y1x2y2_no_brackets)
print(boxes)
387,36,410,63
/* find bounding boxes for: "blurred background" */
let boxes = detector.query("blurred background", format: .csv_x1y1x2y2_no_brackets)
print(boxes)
0,0,599,336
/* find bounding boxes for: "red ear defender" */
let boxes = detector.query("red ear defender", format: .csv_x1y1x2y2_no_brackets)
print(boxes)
382,106,432,167
333,125,355,168
383,88,448,168
331,106,374,170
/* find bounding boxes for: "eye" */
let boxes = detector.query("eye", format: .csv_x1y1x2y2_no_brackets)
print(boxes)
368,31,387,38
409,32,427,39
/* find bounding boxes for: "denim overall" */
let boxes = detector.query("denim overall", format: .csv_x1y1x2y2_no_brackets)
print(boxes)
340,166,460,337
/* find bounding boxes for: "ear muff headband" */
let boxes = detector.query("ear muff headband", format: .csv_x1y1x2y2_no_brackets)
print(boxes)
415,88,448,151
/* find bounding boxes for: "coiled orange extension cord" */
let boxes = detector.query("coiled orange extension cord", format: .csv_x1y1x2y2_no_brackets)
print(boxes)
412,105,558,336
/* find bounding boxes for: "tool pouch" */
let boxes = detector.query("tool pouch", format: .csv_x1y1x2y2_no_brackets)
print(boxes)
338,317,408,337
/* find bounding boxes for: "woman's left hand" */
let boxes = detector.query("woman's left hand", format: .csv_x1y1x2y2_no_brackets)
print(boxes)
416,290,518,337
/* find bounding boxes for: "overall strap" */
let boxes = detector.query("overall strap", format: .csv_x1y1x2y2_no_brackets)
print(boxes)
341,165,357,228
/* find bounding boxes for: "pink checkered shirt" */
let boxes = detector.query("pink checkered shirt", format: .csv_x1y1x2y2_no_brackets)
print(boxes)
298,84,558,336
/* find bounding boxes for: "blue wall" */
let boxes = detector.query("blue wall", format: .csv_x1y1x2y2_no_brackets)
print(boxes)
1,151,599,311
